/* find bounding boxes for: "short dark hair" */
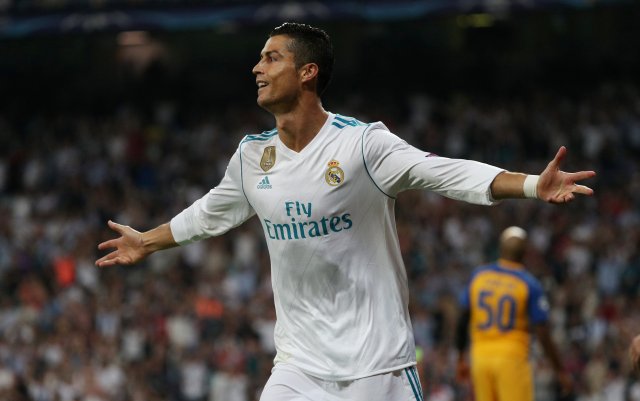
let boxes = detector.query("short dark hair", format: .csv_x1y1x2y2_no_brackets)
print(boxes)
270,22,334,96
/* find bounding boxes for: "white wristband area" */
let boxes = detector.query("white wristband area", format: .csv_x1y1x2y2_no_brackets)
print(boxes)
523,174,540,199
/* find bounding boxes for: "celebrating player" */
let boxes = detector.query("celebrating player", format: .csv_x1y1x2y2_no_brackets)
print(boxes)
455,226,573,401
96,23,594,401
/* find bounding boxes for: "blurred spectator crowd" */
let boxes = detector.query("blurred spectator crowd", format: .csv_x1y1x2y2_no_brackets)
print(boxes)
0,82,639,401
0,0,241,13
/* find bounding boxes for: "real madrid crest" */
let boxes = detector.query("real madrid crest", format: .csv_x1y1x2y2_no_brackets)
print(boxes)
325,159,345,186
260,146,276,172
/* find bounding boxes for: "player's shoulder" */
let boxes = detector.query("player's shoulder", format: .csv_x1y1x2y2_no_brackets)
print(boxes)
329,113,389,134
470,262,525,279
480,262,542,288
240,128,278,147
468,263,494,281
330,113,368,130
516,269,543,290
330,114,397,154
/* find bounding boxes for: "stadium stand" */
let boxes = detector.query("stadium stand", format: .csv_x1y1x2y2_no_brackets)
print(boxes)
0,2,639,400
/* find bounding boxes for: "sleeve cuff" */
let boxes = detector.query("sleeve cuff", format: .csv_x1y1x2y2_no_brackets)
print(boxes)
170,213,194,245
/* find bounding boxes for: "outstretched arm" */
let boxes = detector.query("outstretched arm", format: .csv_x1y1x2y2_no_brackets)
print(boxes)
491,146,596,203
95,220,178,267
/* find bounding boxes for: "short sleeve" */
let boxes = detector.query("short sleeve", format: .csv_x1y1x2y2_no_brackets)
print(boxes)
170,146,256,245
527,279,550,325
459,268,481,310
362,125,504,204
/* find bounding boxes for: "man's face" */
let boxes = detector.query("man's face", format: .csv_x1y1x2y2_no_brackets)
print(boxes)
252,35,301,112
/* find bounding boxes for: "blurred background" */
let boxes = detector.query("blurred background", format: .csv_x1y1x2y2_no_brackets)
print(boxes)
1,0,639,400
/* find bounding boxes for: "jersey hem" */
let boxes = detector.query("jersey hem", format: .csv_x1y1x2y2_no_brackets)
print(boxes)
277,361,418,382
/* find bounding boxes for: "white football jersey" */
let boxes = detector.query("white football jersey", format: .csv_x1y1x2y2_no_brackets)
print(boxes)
170,113,503,380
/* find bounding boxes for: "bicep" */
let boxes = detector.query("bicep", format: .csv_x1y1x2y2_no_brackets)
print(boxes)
196,148,256,232
170,149,255,244
363,126,503,203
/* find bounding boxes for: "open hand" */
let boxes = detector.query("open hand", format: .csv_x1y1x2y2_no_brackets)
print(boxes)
537,146,596,204
95,220,148,267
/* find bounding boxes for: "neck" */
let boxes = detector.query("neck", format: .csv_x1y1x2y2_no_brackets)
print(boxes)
497,258,524,269
273,97,328,152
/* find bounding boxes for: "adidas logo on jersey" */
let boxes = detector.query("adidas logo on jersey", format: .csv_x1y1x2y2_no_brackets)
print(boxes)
257,176,272,189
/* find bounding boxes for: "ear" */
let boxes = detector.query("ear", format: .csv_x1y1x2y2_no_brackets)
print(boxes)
299,63,319,84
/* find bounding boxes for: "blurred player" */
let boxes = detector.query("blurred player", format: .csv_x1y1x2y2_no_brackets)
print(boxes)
455,226,573,401
96,23,594,401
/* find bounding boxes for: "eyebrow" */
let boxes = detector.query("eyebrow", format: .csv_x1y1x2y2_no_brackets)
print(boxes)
260,50,284,59
260,50,281,57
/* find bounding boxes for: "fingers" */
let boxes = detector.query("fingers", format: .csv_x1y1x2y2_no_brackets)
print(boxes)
97,238,119,251
549,189,594,204
568,170,597,182
548,188,592,204
96,251,135,267
572,184,594,196
98,221,127,250
107,220,125,234
547,147,596,183
564,171,595,198
549,193,574,204
96,220,128,267
548,146,567,170
95,250,120,267
541,162,595,203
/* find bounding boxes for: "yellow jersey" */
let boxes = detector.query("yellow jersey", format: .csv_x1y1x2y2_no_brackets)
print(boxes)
461,259,550,360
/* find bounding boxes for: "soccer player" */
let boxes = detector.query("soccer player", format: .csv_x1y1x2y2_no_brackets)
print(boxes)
96,23,594,401
455,226,573,401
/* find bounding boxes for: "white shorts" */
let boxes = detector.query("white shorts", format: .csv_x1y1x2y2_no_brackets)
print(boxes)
259,363,424,401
